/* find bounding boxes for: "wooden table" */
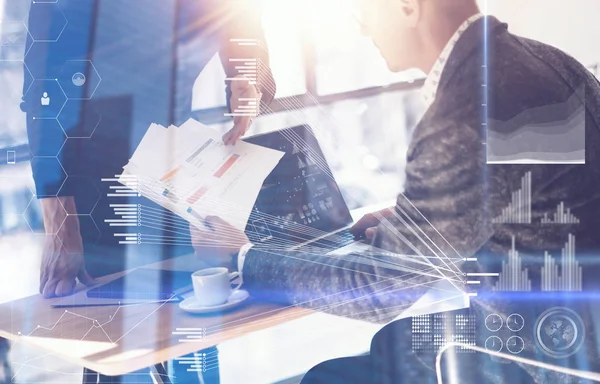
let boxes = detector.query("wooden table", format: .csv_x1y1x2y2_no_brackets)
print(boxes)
0,254,311,379
0,204,393,382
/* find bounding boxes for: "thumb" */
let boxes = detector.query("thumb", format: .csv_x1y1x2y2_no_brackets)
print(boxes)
365,227,377,240
77,266,96,287
205,215,230,229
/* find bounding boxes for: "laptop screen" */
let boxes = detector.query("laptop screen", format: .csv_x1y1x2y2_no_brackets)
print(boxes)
243,125,353,246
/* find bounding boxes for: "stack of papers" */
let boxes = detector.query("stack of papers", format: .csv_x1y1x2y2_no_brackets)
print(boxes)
393,279,470,320
119,119,284,231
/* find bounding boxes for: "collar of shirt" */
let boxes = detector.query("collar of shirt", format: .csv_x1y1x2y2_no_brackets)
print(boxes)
422,13,484,109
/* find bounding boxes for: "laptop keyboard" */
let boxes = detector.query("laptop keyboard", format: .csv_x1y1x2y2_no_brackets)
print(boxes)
309,228,359,249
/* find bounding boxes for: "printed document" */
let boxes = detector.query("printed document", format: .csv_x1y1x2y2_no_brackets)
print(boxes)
120,119,284,231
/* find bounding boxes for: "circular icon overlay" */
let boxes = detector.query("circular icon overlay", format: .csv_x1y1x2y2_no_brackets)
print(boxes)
485,336,503,353
506,336,525,354
535,307,585,358
485,314,503,332
72,72,86,87
507,313,525,332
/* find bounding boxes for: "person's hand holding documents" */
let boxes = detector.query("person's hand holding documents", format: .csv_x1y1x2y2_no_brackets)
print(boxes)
120,118,283,235
223,75,263,145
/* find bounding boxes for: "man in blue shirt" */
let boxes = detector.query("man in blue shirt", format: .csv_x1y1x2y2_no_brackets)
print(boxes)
22,0,275,299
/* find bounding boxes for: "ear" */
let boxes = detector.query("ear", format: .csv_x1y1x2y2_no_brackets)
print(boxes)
398,0,421,27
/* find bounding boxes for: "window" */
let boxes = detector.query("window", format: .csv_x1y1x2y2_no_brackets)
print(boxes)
308,0,425,95
191,0,424,112
191,0,428,208
0,0,30,148
481,0,600,74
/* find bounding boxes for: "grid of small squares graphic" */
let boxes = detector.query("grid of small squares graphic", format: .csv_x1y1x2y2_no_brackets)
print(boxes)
412,313,477,353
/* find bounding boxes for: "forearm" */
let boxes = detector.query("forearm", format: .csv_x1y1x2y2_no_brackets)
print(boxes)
219,1,276,111
40,197,80,236
242,248,439,323
25,0,94,197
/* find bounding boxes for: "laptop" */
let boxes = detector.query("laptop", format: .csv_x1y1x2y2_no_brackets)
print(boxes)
243,124,368,253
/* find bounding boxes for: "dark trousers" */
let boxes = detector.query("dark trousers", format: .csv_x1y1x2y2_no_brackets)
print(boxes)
301,295,600,384
301,311,535,384
82,347,220,384
0,338,10,384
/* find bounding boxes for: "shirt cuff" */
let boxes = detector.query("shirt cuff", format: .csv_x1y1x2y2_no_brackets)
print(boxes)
237,243,254,275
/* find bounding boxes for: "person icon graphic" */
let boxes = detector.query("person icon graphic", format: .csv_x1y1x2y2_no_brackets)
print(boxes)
41,92,50,106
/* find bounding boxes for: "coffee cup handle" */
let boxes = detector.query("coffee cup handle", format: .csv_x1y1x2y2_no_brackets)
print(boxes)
229,272,242,291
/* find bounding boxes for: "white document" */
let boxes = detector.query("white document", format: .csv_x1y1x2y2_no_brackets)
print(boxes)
394,279,470,320
120,119,284,231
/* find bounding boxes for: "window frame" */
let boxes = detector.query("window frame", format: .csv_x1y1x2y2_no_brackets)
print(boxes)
192,22,425,125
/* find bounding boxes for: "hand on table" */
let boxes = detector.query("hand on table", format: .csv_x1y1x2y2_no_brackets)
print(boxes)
222,76,262,145
349,206,396,241
39,197,95,298
190,216,250,268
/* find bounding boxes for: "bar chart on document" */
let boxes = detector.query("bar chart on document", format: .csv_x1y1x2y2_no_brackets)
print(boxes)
116,119,283,235
158,137,253,228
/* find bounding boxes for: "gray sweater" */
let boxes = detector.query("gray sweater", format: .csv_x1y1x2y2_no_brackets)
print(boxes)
243,16,600,383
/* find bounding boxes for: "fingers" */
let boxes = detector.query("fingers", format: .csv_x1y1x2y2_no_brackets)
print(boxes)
77,266,96,287
203,216,234,237
198,216,247,247
365,226,377,240
40,267,49,295
222,128,236,146
222,117,252,145
349,222,364,237
349,214,377,237
42,277,59,299
55,278,76,297
205,215,231,229
190,223,217,247
224,81,260,145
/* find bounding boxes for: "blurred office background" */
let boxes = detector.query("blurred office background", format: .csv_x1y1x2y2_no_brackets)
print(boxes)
2,0,600,236
0,0,599,381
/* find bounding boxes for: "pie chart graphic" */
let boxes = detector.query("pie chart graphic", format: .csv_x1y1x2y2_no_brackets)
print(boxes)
72,72,86,87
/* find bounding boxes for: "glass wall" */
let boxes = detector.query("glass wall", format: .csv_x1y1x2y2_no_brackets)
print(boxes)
0,0,39,235
3,0,600,235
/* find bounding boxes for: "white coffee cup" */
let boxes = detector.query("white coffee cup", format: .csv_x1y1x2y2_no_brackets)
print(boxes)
191,267,241,307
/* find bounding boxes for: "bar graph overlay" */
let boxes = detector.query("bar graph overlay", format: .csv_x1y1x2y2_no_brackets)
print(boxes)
102,174,139,197
224,38,262,118
541,234,582,291
101,175,141,244
106,204,140,245
172,327,207,343
174,352,212,373
225,97,259,117
225,38,259,84
226,57,257,84
541,202,580,224
493,172,532,224
493,237,532,291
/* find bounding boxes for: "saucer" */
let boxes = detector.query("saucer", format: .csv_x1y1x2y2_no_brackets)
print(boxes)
179,290,249,314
